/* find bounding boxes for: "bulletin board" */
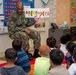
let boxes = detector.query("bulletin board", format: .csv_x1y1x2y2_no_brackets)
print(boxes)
4,0,34,26
0,0,34,34
70,0,76,25
56,0,70,26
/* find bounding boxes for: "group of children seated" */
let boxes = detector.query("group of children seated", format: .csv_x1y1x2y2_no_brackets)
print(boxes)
46,33,76,75
0,33,76,75
0,39,30,75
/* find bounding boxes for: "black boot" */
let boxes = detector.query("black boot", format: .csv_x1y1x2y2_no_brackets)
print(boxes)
33,49,41,58
26,51,33,61
28,53,33,61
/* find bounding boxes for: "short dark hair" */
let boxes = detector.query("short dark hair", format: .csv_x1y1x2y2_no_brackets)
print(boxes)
50,49,64,65
66,41,76,52
60,35,68,44
5,48,17,62
46,36,56,47
65,34,71,41
12,39,22,50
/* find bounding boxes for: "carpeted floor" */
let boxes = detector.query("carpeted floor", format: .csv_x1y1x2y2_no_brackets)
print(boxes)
30,64,34,75
29,58,36,75
0,57,5,61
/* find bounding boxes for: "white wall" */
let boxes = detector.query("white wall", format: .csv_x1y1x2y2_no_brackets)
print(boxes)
0,34,12,52
0,0,51,52
34,0,50,44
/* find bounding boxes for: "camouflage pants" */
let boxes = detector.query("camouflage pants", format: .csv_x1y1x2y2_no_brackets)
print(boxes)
11,28,41,51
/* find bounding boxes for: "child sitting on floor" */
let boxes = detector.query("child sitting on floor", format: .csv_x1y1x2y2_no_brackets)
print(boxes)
12,39,30,75
66,41,76,69
68,47,76,75
46,36,57,51
48,49,70,75
34,45,51,75
0,48,25,75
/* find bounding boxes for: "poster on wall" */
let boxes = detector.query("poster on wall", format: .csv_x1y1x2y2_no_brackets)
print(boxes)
70,0,76,25
4,0,34,26
24,8,49,18
30,22,46,31
4,0,20,26
0,0,35,34
0,0,3,14
0,0,4,27
34,22,45,31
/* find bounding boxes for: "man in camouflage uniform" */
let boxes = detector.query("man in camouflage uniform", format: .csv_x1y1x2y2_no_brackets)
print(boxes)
8,2,41,57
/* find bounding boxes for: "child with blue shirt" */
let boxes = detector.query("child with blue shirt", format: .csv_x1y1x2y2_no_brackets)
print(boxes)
66,41,76,69
68,47,76,75
12,39,30,75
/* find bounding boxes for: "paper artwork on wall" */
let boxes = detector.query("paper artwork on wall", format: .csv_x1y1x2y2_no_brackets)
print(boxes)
74,16,76,21
71,2,74,7
70,8,74,16
70,17,73,23
0,0,3,14
52,5,56,10
50,0,53,4
28,0,33,2
34,23,45,28
34,22,45,31
30,22,45,32
0,16,4,27
49,0,56,23
41,0,50,5
0,27,8,34
50,10,53,14
52,14,56,19
70,0,76,25
24,8,50,18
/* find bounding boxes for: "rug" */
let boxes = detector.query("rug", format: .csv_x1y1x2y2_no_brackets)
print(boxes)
29,58,36,75
0,57,5,61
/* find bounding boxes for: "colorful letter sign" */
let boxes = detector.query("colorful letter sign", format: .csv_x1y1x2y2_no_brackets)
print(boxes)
24,8,49,18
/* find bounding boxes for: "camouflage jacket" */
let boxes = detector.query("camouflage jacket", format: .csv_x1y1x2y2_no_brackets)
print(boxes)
8,11,35,38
